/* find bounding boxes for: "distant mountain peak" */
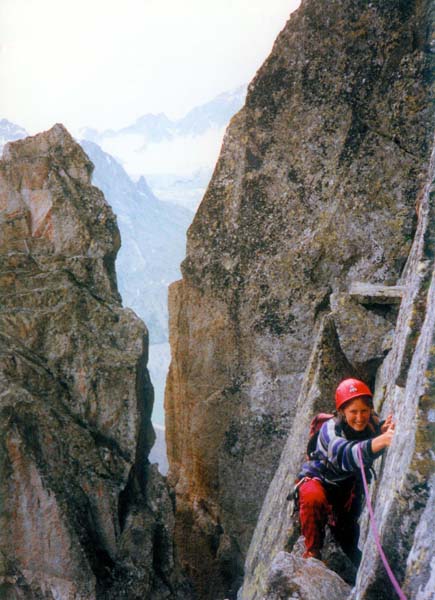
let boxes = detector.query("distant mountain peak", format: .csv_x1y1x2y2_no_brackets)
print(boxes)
0,118,28,134
136,175,155,197
0,119,28,152
76,85,247,207
80,85,247,145
175,85,247,136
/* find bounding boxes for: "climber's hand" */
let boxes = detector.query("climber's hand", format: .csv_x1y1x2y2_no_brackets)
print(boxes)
371,420,396,453
382,421,395,447
381,414,394,434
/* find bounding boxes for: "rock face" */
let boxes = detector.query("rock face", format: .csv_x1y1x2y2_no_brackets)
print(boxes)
242,120,435,600
0,125,190,599
165,0,435,597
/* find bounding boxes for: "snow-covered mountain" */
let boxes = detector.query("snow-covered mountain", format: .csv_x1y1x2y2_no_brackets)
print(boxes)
84,85,246,145
79,85,247,210
0,119,28,153
176,86,247,136
80,140,192,346
80,140,193,432
146,168,213,211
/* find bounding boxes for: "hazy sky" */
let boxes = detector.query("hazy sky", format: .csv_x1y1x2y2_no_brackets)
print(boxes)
1,0,300,134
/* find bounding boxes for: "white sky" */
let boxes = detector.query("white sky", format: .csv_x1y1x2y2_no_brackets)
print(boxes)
0,0,300,135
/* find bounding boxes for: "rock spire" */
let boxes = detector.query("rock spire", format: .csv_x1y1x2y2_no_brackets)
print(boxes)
0,125,191,599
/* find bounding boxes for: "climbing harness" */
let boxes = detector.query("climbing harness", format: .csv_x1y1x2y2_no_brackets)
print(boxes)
357,444,407,600
287,476,308,506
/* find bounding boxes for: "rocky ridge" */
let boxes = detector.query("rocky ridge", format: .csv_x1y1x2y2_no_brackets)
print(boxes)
0,125,190,599
165,0,435,598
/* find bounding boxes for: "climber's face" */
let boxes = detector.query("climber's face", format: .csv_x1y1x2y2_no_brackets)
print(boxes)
341,397,372,431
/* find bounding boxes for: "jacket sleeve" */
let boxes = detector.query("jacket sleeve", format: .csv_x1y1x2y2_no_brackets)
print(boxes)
317,419,382,473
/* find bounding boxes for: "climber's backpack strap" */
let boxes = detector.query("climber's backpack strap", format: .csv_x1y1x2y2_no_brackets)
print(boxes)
306,413,334,458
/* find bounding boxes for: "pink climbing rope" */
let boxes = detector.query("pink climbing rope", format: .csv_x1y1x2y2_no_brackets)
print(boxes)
357,444,407,600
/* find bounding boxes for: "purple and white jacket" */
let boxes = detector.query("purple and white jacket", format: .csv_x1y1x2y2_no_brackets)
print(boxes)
299,416,384,486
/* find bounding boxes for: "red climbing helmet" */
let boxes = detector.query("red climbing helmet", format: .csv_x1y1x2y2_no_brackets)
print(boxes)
335,378,373,410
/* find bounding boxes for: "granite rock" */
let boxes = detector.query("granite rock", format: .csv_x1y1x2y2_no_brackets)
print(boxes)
165,0,435,597
0,125,191,599
241,60,435,600
263,551,350,600
330,292,395,378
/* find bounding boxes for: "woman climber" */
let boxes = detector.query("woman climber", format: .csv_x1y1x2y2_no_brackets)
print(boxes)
297,377,395,565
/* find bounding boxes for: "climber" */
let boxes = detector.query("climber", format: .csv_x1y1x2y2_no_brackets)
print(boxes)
297,378,395,565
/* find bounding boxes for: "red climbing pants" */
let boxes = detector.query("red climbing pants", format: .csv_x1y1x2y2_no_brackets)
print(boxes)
298,478,330,558
298,477,362,563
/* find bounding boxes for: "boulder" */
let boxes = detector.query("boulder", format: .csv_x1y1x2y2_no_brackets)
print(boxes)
263,551,350,600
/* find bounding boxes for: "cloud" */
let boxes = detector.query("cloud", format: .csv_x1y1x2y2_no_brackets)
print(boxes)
100,126,227,176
